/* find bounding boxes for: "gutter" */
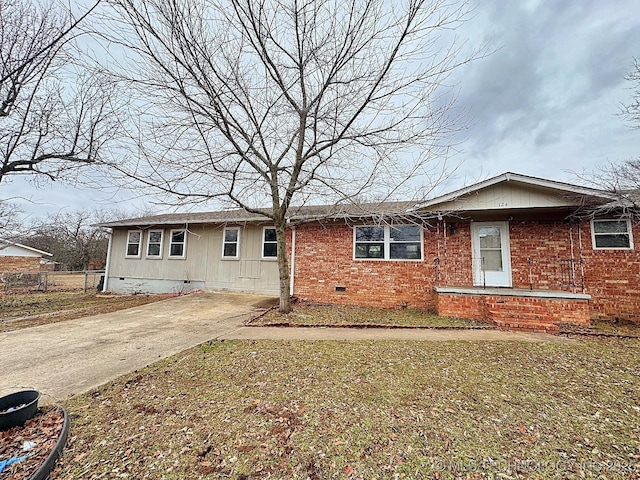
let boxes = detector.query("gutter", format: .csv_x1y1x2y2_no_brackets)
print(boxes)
102,229,113,292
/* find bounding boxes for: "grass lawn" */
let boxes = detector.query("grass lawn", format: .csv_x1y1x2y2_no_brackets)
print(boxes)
0,291,174,332
54,338,640,479
252,303,493,328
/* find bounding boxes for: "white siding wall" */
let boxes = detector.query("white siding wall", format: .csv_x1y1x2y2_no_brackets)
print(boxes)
433,183,585,211
106,225,280,295
0,245,41,257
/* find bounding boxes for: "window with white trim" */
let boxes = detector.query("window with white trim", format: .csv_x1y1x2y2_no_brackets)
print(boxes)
354,225,423,260
126,230,142,258
592,219,633,249
262,227,277,258
222,227,240,258
146,230,164,258
169,229,187,258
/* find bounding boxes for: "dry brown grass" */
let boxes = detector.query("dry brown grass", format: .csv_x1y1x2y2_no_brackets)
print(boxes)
54,339,640,479
251,302,494,329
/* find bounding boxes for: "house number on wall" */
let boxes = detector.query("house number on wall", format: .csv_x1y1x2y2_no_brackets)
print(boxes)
498,202,508,207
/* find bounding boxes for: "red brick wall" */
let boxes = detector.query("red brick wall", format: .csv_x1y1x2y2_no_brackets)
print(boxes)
293,224,437,309
0,256,41,273
487,295,590,330
292,217,640,322
433,221,473,286
508,217,578,289
579,222,640,322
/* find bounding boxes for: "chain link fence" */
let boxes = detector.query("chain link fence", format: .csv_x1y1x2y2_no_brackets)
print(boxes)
0,270,105,293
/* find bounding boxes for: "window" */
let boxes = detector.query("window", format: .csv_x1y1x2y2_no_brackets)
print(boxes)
355,226,385,258
146,230,164,258
262,227,278,258
592,219,633,249
169,229,187,258
222,227,240,258
126,230,142,258
354,225,422,260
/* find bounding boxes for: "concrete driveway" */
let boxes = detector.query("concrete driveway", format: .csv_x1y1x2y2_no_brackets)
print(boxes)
0,292,266,403
0,292,569,403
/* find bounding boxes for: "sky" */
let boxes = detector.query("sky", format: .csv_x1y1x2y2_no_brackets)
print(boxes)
443,0,640,187
4,0,640,223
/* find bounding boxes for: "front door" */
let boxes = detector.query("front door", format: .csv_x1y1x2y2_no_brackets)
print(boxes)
471,221,512,287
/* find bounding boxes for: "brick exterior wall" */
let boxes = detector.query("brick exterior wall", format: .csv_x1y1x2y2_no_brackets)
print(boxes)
579,222,640,322
293,224,437,310
0,256,41,273
293,215,640,324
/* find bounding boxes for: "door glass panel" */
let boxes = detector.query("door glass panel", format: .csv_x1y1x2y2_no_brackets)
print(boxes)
481,250,503,271
479,226,502,271
479,227,501,248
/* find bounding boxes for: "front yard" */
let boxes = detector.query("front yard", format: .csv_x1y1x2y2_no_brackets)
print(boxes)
53,338,640,479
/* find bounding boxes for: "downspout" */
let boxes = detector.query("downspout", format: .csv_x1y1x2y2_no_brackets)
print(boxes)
289,226,296,297
102,229,113,292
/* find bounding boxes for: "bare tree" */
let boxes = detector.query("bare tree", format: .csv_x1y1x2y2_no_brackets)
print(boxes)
0,200,21,233
20,209,114,270
622,58,640,128
577,59,640,216
0,0,117,186
101,0,479,312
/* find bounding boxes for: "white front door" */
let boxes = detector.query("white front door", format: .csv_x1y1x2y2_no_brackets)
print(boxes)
471,221,512,287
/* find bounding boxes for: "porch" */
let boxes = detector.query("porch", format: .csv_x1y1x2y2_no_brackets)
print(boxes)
432,257,591,332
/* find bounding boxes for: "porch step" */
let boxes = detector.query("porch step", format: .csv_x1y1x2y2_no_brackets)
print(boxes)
488,301,561,333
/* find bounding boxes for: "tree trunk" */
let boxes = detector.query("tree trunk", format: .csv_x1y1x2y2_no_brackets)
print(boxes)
275,221,292,313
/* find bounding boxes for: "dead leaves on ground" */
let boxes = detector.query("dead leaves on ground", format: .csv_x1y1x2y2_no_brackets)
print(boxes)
53,339,640,479
0,408,64,480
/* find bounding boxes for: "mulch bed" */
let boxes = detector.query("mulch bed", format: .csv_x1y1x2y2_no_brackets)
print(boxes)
0,408,64,480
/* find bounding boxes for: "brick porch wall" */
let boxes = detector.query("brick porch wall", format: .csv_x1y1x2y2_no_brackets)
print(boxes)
0,256,41,273
434,288,590,332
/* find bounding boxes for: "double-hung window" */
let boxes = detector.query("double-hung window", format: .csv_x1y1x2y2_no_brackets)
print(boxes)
262,227,278,258
222,227,240,258
169,229,187,258
146,230,163,258
126,230,142,258
354,225,423,260
592,219,633,249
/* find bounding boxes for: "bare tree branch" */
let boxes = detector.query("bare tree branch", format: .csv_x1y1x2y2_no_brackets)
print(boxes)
99,0,482,311
0,0,118,186
575,58,640,219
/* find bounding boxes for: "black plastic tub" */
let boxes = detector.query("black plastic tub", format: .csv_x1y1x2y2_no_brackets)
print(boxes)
30,407,70,480
0,390,40,430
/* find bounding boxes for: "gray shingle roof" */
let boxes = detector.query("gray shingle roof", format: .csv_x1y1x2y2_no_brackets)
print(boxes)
97,201,421,228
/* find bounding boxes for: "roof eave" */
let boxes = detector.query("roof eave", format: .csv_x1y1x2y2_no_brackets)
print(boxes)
422,172,614,209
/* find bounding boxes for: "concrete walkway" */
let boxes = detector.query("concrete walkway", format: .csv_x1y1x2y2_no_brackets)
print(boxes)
0,292,570,403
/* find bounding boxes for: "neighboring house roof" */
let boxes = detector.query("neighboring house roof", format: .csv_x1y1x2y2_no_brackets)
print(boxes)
98,172,616,228
0,239,52,257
